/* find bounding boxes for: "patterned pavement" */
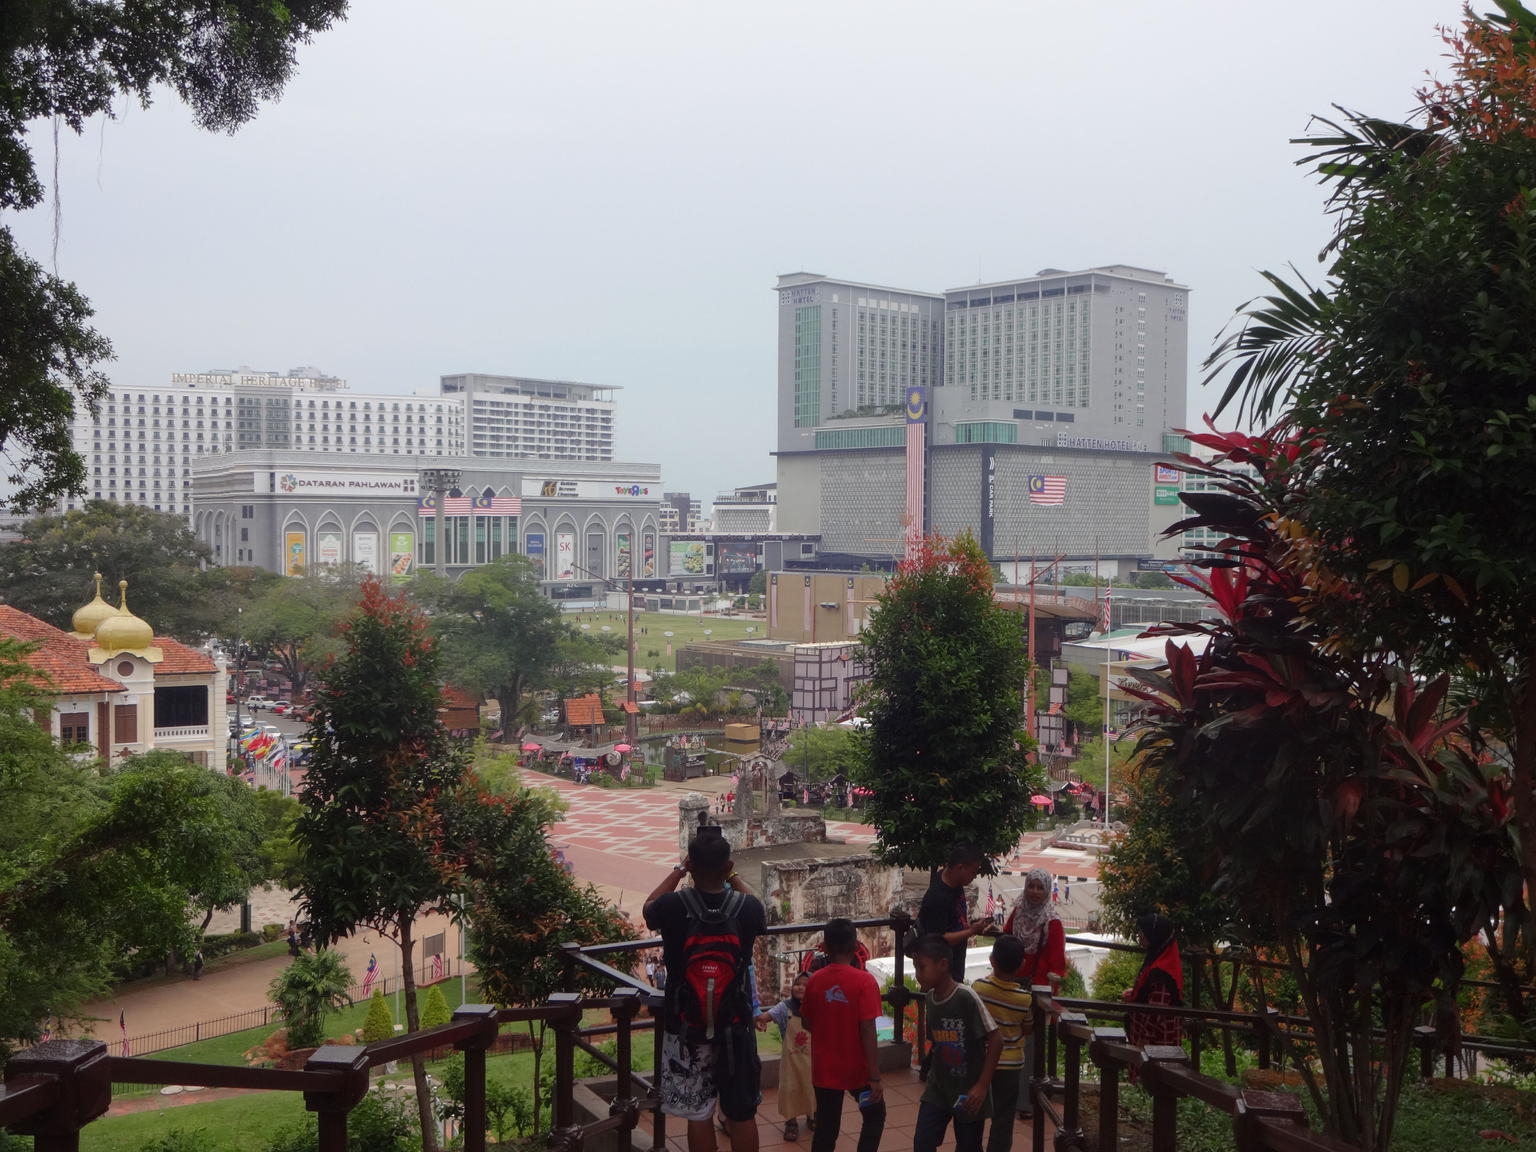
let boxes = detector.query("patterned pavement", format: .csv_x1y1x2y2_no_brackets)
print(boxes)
516,769,1096,918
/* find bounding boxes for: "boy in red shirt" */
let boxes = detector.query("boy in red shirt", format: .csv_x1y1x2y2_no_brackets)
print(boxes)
800,918,886,1152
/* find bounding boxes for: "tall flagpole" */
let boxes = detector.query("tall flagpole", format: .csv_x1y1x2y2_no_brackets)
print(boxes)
1102,576,1113,826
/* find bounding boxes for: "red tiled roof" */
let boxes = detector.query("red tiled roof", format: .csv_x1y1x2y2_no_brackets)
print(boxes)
156,638,218,674
439,684,480,711
0,605,123,695
565,693,606,727
620,700,640,715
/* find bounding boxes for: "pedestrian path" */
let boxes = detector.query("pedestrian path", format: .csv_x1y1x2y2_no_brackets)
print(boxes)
518,769,876,872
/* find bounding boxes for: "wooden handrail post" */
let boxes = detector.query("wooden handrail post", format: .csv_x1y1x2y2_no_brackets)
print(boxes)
1232,1088,1309,1152
651,991,668,1152
1413,1026,1437,1081
1140,1045,1191,1152
1054,1013,1088,1152
549,991,583,1132
892,909,912,1049
1029,985,1052,1152
302,1044,372,1152
5,1039,110,1152
452,1004,501,1152
612,988,643,1152
1188,951,1203,1070
1088,1027,1126,1152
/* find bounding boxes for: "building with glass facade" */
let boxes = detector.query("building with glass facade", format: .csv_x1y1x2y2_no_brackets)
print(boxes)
773,265,1191,572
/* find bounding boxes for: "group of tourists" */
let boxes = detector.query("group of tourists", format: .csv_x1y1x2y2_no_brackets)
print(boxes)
642,834,1183,1152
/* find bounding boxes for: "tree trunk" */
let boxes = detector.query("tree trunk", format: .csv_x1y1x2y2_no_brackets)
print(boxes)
1512,654,1536,975
399,914,441,1152
528,1019,546,1132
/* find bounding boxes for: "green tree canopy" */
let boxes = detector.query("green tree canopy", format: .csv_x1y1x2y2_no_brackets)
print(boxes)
1204,1,1536,978
412,556,575,728
784,725,859,782
293,578,463,1150
1129,432,1516,1150
240,566,363,696
0,501,240,641
119,749,294,933
851,532,1038,870
0,2,347,509
0,642,287,1060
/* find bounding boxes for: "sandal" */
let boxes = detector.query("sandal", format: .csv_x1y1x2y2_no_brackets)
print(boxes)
784,1119,799,1141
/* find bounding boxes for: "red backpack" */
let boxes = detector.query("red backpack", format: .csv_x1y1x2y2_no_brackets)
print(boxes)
670,887,750,1041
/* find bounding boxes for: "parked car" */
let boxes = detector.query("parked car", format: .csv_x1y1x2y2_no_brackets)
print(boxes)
271,700,293,714
245,695,274,710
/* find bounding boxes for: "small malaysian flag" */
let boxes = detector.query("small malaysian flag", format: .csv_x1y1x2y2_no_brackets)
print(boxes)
1028,475,1067,506
361,952,379,996
431,952,445,982
120,1010,131,1057
1099,579,1113,633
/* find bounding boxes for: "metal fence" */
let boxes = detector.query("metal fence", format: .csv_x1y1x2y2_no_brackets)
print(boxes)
75,959,455,1060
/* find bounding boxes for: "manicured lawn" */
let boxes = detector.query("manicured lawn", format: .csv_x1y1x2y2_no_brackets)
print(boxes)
566,611,765,674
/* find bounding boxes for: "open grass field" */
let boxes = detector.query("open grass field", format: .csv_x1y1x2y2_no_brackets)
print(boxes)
564,611,767,674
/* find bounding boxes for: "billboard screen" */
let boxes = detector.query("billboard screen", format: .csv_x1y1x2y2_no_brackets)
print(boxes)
556,532,576,579
716,541,759,575
669,540,707,576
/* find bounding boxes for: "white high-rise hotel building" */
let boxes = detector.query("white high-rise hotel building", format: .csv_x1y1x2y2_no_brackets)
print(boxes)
65,368,617,517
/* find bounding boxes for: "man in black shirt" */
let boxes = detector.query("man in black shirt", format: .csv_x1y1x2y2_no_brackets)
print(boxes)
645,830,767,1152
916,842,991,982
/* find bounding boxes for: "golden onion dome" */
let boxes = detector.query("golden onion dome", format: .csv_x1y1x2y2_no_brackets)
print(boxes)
70,571,120,639
94,580,155,654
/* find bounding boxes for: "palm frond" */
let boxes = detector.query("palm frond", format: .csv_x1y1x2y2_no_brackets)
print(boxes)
1202,266,1332,425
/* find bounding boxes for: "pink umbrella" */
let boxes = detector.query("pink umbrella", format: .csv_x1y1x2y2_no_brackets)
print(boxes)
1029,794,1052,806
521,742,542,752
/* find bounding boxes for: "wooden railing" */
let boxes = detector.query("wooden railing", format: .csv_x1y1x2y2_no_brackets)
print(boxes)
1023,937,1536,1152
10,918,1531,1151
0,913,918,1152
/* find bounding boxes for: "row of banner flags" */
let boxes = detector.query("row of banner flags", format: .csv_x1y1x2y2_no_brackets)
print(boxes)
417,492,522,516
358,950,446,998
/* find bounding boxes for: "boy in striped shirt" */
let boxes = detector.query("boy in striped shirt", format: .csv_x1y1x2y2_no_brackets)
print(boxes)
971,935,1034,1152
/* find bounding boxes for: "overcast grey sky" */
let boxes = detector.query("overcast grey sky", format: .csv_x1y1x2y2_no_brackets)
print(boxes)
13,0,1461,502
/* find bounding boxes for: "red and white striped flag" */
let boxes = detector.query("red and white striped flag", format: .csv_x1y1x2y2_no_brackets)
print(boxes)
431,952,444,982
1099,579,1113,633
119,1009,131,1057
361,952,379,996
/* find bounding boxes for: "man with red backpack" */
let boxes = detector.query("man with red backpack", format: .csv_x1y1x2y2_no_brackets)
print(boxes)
645,828,767,1152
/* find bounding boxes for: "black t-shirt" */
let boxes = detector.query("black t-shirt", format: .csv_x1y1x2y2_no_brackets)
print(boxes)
918,873,970,980
645,885,767,995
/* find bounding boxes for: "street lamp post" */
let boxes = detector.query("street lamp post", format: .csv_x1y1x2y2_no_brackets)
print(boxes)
421,467,462,578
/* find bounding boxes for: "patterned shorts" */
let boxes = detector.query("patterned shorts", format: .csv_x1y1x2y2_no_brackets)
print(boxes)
660,1028,762,1123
